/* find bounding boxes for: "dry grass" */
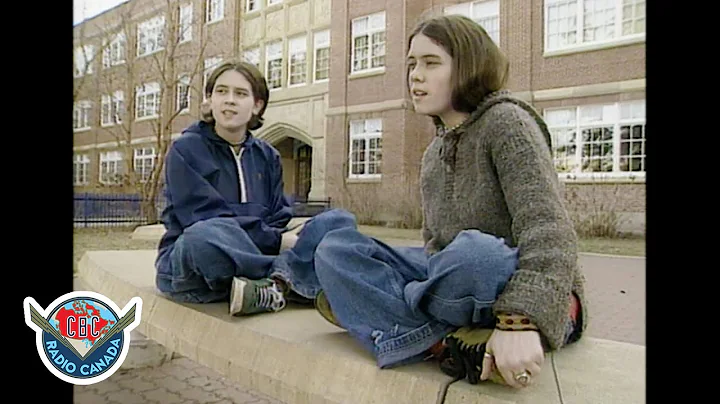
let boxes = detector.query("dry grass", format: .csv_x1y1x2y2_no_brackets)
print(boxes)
359,225,645,257
73,224,645,275
73,227,158,273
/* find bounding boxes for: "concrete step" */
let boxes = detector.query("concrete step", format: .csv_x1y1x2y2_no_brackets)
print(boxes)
77,250,645,404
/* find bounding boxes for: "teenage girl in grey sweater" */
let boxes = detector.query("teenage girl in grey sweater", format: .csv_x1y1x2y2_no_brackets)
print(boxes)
313,14,587,389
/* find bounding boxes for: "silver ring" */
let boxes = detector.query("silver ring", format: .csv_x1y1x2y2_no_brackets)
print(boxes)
514,371,531,385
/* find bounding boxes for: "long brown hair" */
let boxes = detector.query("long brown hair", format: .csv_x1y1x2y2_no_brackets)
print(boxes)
407,14,509,114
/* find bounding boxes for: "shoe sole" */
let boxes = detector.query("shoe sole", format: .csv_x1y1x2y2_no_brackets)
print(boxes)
229,277,248,316
315,290,343,328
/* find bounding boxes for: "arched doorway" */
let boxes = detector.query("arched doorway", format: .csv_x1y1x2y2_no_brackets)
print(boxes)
257,123,314,202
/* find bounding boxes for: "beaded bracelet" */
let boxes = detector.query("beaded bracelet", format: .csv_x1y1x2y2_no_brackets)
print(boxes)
495,313,539,331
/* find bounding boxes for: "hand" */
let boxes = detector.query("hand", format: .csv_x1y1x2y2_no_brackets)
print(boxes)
480,329,545,388
280,233,298,252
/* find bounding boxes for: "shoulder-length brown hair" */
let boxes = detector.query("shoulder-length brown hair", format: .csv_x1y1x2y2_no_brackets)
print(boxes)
202,60,269,131
407,14,509,114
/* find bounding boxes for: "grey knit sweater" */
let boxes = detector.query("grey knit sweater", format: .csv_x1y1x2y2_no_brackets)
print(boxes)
420,90,587,350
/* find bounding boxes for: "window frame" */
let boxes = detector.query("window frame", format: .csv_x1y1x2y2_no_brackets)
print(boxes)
544,99,646,180
348,118,383,179
543,0,646,55
313,29,330,83
350,11,386,75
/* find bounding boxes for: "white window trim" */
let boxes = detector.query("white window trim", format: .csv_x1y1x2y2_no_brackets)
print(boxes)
135,82,161,121
74,45,95,77
313,29,330,83
246,0,260,13
206,0,224,24
137,15,165,57
100,91,124,127
348,119,383,179
99,151,123,185
544,100,646,181
74,100,92,132
350,11,386,75
268,0,283,7
101,94,114,127
73,154,90,185
543,0,646,56
113,91,124,125
177,75,191,113
133,147,157,183
288,35,307,88
444,0,500,44
179,4,193,44
102,33,126,69
265,41,284,91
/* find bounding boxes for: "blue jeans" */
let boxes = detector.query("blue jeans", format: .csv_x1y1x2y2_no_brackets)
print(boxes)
156,209,357,304
313,227,519,369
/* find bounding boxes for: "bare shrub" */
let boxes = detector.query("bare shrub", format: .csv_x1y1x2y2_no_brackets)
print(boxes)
565,182,628,238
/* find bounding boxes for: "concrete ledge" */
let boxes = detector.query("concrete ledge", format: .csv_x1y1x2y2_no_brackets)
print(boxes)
131,224,166,240
77,250,645,404
132,217,311,241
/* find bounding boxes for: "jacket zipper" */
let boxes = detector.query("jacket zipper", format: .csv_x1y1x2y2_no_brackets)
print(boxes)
231,146,248,203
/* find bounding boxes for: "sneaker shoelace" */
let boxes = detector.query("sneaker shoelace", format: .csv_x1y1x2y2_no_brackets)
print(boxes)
254,282,286,312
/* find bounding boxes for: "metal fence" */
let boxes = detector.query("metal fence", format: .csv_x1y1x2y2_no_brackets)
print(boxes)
73,193,331,228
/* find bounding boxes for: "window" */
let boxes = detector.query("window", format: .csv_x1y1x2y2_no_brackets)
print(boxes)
268,0,282,5
101,91,124,126
112,91,124,124
288,36,307,86
73,154,90,185
206,0,224,23
444,0,500,45
100,151,123,184
243,47,260,70
313,30,330,82
203,56,223,97
102,33,125,68
351,12,386,73
134,147,156,182
74,45,95,77
618,101,646,173
349,119,383,178
137,15,165,56
179,4,193,43
73,101,92,131
135,82,160,119
544,100,645,176
621,0,645,35
544,0,645,52
266,41,283,90
177,75,190,112
246,0,259,13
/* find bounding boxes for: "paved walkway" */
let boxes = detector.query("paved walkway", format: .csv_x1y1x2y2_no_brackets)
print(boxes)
73,356,284,404
74,241,645,403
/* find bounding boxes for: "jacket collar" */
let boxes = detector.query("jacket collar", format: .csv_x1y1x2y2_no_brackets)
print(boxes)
188,120,257,148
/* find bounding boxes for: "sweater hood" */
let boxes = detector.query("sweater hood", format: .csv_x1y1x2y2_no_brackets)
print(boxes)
435,90,553,169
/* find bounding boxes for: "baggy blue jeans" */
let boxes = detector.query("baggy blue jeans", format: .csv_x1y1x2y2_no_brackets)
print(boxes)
313,226,519,369
157,208,357,304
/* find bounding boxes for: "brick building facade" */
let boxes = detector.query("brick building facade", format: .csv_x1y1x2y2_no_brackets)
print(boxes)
74,0,646,233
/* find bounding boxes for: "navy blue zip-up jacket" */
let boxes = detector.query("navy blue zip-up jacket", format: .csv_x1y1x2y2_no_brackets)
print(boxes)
156,120,293,276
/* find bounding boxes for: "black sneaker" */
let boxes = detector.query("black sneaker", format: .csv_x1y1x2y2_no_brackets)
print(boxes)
438,327,495,385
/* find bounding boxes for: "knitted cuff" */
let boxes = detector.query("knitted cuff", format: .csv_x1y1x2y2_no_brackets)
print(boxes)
495,313,539,331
